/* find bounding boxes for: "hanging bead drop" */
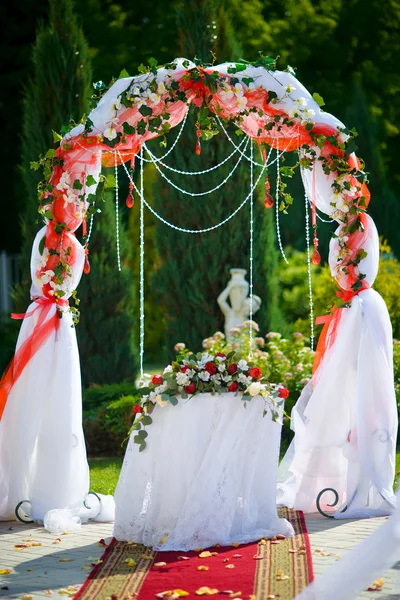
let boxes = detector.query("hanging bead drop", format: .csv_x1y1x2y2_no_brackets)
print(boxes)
264,175,274,208
83,246,90,274
126,180,134,208
312,231,321,265
195,122,201,156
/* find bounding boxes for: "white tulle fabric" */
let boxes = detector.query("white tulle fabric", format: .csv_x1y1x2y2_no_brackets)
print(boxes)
295,485,400,600
278,217,398,517
0,228,90,525
114,393,294,550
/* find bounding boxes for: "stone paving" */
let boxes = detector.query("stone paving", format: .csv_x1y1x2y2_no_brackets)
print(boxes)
0,515,399,599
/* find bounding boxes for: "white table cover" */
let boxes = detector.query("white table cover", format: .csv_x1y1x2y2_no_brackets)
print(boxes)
114,392,294,550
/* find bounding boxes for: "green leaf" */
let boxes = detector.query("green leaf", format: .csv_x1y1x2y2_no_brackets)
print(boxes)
119,68,130,78
169,396,178,406
52,130,63,143
137,119,146,135
266,90,278,104
141,416,153,426
351,279,363,292
45,149,56,158
139,443,146,452
38,236,46,255
122,121,135,135
148,57,158,68
139,105,153,117
312,92,325,107
104,174,117,189
44,210,54,220
73,179,83,190
86,175,97,187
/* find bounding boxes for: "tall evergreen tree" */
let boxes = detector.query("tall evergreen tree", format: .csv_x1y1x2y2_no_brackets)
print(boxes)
150,0,282,356
15,0,137,384
77,180,136,387
15,0,92,311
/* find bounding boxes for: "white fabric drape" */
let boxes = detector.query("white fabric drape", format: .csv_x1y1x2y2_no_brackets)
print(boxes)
114,393,294,550
278,217,397,517
0,228,89,522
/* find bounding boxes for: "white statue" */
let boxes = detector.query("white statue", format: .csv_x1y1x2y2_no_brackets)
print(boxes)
217,268,261,341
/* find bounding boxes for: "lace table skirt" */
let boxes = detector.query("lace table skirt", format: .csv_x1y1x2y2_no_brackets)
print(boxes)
113,393,294,551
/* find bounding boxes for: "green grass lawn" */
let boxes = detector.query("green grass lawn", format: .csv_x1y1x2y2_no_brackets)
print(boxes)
89,457,123,495
89,452,400,497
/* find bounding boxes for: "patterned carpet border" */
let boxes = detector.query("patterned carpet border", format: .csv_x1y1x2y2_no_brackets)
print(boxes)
73,508,313,600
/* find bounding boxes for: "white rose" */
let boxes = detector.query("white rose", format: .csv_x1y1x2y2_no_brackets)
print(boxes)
104,126,117,140
218,364,225,372
176,372,190,386
238,359,248,371
248,382,262,397
163,365,173,374
198,371,211,382
238,373,251,385
157,82,166,95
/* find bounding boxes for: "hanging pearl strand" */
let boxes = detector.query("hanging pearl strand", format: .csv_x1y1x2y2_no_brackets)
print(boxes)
114,153,122,272
304,190,315,350
215,115,297,168
143,137,249,197
140,110,189,163
248,141,254,359
275,149,289,264
142,134,248,176
118,148,268,234
139,146,145,379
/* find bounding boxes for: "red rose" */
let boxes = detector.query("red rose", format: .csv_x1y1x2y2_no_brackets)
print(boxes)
278,387,289,399
181,365,191,373
132,404,143,414
228,363,238,375
185,382,196,395
228,381,238,392
215,352,226,359
152,375,164,385
249,367,262,380
205,361,217,375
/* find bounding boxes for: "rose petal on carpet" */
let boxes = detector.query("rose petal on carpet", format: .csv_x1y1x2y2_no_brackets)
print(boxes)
73,508,313,600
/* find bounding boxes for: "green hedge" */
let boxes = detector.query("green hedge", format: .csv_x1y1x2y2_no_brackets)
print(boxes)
83,382,138,411
83,394,140,456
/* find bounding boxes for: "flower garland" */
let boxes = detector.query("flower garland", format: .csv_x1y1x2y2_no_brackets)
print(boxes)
29,55,370,331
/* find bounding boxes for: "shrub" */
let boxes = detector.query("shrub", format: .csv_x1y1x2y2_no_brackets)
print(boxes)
83,382,138,411
280,242,400,340
83,394,140,457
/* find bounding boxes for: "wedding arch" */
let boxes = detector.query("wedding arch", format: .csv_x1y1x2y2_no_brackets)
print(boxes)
0,57,396,523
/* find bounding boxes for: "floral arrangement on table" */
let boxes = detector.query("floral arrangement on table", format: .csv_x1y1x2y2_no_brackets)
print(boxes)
130,321,313,451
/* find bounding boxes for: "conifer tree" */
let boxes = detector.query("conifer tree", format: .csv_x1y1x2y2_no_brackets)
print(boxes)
16,0,92,310
16,0,137,384
76,180,136,387
150,0,282,355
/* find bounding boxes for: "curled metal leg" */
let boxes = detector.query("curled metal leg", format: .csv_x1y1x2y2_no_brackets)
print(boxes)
316,488,339,518
83,491,102,520
15,500,34,524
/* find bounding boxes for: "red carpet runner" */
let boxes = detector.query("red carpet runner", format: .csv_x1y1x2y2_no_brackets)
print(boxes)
73,508,313,600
